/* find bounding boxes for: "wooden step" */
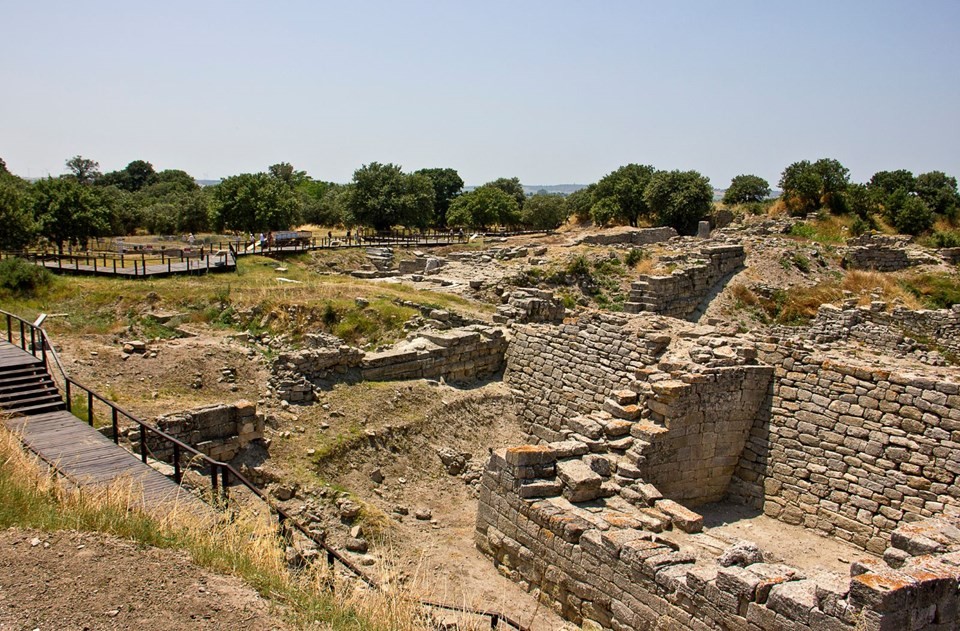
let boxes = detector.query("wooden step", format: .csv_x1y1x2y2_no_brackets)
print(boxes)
0,377,55,393
0,392,64,410
1,399,66,415
0,384,60,402
0,367,48,380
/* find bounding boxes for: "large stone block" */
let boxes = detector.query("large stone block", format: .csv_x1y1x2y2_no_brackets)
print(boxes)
557,459,603,503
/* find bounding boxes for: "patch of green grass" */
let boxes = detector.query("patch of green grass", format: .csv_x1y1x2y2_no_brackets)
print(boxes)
901,273,960,309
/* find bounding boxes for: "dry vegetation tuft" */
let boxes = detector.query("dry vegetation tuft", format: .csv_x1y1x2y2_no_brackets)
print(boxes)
0,424,490,630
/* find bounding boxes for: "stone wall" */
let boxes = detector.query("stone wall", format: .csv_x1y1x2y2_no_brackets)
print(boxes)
841,234,939,271
360,325,507,382
139,400,262,463
271,325,508,402
476,445,960,631
808,302,960,363
730,342,960,554
573,226,678,246
493,288,566,324
635,366,773,506
503,312,673,443
624,245,745,319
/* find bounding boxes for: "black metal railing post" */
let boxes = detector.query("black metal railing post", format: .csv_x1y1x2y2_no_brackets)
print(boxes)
111,408,119,444
87,390,94,426
173,443,181,484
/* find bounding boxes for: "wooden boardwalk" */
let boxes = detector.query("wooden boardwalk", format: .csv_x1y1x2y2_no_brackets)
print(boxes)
0,341,210,517
36,250,236,278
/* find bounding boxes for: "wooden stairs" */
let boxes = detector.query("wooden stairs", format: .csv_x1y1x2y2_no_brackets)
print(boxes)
0,350,65,417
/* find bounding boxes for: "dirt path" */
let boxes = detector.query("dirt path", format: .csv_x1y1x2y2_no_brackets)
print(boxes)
0,528,289,631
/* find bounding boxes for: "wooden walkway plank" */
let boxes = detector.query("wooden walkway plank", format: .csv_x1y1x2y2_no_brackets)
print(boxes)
0,341,212,519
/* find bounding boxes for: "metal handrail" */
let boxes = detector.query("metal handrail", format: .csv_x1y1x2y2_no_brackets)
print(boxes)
0,308,527,630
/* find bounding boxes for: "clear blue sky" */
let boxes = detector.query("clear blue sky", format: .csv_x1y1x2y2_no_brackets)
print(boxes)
2,1,958,187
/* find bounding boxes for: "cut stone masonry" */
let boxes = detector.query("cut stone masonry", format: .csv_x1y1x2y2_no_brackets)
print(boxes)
624,245,745,319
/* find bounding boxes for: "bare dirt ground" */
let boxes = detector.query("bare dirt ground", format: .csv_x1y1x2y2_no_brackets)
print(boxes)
0,527,289,631
673,503,874,576
265,380,578,630
57,329,268,419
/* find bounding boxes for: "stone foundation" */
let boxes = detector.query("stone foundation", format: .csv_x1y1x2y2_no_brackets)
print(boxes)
360,326,507,381
624,245,745,319
807,302,960,363
138,400,263,463
573,226,679,246
476,450,960,631
841,234,939,271
730,341,960,552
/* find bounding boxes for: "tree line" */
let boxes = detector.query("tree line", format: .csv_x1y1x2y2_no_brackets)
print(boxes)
2,154,957,253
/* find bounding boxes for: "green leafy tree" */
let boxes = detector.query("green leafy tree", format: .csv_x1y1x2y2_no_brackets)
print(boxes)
593,164,657,227
888,192,934,235
0,173,36,249
779,159,849,215
447,186,519,229
564,185,596,223
915,171,960,219
843,183,879,220
32,177,112,252
868,170,915,199
98,159,158,192
722,174,770,205
155,169,199,192
415,168,464,229
64,155,101,185
345,162,434,231
142,202,179,235
643,170,713,235
484,177,526,209
521,192,568,229
212,172,302,233
268,162,308,188
589,197,619,227
0,157,8,174
299,180,347,226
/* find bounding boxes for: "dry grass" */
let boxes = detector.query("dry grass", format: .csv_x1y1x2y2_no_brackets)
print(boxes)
0,424,491,630
730,283,759,307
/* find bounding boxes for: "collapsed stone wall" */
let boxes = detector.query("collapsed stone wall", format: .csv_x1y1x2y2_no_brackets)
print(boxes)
503,312,673,443
493,288,566,325
730,341,960,554
137,400,262,463
808,302,960,363
272,325,508,402
841,234,940,271
573,226,678,246
476,445,960,631
360,326,506,381
624,245,745,319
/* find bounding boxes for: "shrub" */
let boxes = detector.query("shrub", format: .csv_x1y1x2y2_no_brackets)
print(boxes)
566,255,590,276
0,257,52,294
893,196,934,235
930,231,960,248
624,248,647,267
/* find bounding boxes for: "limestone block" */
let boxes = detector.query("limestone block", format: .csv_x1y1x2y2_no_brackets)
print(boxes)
766,579,819,624
655,499,703,533
557,459,603,503
505,445,557,467
518,480,563,499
